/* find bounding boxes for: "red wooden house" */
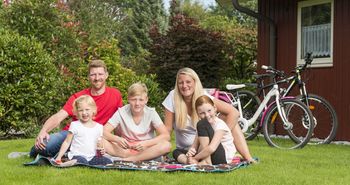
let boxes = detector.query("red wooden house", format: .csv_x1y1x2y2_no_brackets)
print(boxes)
218,0,349,141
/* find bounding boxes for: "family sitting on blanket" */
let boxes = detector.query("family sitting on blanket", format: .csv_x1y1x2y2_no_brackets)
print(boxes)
30,59,255,165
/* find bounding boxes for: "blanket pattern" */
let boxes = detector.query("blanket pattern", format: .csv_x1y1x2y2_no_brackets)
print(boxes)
24,155,255,173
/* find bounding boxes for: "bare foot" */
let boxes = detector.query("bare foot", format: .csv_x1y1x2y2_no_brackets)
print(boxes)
59,159,77,167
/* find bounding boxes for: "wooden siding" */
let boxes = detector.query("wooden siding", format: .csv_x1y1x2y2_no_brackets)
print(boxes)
258,0,350,141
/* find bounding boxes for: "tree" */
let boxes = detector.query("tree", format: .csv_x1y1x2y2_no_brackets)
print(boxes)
67,0,122,47
201,6,257,86
149,13,231,91
118,0,167,57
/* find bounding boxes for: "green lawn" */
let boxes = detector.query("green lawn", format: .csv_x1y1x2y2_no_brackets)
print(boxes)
1,138,350,185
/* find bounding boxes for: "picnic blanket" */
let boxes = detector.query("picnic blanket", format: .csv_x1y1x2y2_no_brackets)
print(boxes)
24,155,257,173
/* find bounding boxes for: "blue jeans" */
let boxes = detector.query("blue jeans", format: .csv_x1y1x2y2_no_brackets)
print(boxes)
29,130,68,158
73,155,112,165
72,156,89,164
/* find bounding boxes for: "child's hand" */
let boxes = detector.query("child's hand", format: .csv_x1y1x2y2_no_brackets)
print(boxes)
55,158,62,164
115,136,129,149
132,142,145,151
187,156,198,164
186,147,196,157
100,147,106,155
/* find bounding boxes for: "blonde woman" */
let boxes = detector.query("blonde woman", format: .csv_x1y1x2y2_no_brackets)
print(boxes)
162,67,254,164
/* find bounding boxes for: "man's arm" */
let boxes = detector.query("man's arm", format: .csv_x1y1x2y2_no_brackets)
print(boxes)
35,109,69,150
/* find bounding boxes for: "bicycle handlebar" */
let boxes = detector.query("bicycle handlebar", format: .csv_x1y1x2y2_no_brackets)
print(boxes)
260,52,314,78
261,65,286,78
297,52,313,71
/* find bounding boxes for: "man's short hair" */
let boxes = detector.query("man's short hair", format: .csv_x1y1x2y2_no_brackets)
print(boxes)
88,59,107,73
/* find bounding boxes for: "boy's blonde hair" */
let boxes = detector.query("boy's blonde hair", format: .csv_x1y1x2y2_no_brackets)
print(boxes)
72,95,97,116
128,82,148,97
174,67,204,129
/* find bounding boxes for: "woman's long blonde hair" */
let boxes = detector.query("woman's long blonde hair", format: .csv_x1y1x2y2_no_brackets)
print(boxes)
174,68,204,129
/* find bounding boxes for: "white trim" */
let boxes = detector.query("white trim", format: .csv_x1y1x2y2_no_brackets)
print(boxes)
297,0,334,68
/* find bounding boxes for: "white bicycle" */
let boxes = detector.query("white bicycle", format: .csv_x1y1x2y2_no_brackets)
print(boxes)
213,66,315,149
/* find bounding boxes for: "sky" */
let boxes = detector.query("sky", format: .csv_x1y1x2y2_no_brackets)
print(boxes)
163,0,217,10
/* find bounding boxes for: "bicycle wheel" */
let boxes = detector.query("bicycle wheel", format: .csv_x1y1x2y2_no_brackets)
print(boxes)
233,90,261,140
296,94,338,144
262,98,314,149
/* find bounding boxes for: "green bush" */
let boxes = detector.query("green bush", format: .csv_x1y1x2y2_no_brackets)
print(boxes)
1,0,81,69
0,28,65,137
200,14,257,84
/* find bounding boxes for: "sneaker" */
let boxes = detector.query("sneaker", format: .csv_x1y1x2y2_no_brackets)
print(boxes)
8,152,29,159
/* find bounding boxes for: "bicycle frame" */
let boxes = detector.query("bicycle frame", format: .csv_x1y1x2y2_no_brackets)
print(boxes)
257,53,313,106
226,84,291,133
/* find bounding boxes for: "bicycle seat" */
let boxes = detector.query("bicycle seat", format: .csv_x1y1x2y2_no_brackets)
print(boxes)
226,84,246,90
244,83,258,88
253,73,273,79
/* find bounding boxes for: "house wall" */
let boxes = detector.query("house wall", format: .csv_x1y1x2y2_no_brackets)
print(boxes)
258,0,350,141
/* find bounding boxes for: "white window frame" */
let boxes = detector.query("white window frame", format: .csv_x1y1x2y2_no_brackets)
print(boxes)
297,0,334,67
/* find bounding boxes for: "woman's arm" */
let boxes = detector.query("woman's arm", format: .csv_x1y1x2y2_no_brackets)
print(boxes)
213,98,254,162
193,130,225,161
213,98,239,129
163,108,174,134
55,132,73,162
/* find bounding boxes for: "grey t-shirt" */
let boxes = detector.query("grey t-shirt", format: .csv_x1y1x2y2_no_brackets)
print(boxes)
108,104,163,142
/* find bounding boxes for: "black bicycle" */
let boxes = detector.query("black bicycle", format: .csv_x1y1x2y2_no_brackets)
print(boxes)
231,53,338,144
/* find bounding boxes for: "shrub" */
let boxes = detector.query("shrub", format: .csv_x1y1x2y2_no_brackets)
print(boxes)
200,14,257,85
1,0,81,69
0,28,65,137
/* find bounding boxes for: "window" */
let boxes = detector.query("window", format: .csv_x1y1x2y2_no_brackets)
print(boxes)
297,0,333,67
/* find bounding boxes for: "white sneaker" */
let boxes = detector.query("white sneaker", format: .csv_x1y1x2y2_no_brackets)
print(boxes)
8,152,29,159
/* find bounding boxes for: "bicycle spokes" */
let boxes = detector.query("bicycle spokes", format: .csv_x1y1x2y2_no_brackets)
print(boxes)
263,99,314,149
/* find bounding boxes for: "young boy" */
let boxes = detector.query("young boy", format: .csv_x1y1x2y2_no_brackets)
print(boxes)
103,82,171,162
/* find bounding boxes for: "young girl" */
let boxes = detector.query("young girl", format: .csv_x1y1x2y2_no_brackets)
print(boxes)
187,95,236,165
55,95,112,165
103,82,171,162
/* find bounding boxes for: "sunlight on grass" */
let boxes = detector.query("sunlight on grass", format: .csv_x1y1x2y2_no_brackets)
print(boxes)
1,138,350,185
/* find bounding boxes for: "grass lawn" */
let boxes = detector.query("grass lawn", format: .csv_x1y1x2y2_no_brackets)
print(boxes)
1,137,350,185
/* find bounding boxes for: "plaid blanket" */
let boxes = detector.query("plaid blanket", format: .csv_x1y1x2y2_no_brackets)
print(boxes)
24,155,257,173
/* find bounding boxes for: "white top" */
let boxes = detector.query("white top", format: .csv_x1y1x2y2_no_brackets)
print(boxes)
162,90,213,150
108,104,163,142
212,117,236,163
68,120,103,161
